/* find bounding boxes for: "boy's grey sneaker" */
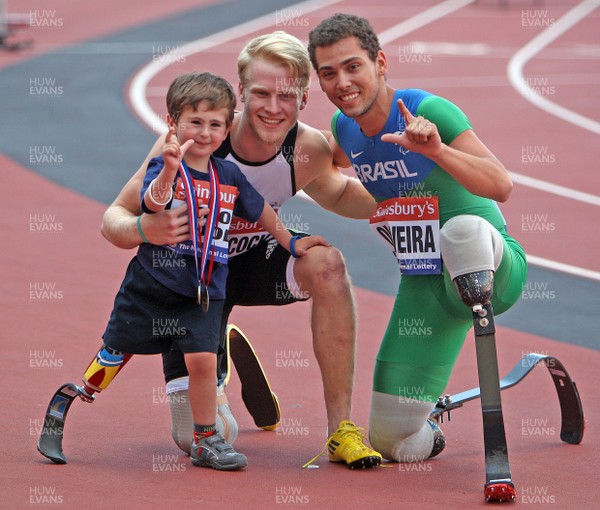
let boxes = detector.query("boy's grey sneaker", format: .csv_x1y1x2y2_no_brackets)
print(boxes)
190,432,247,470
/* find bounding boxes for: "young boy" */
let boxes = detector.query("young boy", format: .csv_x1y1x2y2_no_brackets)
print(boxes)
83,72,326,470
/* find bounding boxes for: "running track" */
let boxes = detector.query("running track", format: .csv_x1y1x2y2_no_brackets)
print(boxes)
1,0,598,508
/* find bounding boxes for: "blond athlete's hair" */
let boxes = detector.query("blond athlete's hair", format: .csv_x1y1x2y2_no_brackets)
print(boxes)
237,31,311,91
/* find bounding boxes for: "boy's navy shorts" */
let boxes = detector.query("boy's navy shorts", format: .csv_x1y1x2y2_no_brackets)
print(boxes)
102,258,224,355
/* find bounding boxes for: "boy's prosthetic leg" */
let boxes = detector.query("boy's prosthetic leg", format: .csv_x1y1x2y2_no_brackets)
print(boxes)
37,345,132,464
80,345,132,400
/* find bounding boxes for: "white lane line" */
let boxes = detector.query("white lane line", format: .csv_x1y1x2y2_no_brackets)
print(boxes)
526,255,600,282
509,172,600,206
507,0,600,135
378,0,476,45
407,41,491,55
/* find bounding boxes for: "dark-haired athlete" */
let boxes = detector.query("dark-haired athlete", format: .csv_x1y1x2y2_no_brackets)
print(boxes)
308,13,526,462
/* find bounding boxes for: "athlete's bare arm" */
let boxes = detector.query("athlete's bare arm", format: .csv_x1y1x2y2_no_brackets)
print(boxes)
324,130,352,169
295,123,376,219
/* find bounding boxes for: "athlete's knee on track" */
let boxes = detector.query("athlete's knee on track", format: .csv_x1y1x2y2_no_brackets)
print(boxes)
369,391,435,462
368,415,412,461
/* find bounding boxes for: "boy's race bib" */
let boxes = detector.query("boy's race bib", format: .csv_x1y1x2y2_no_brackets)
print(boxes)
169,178,239,264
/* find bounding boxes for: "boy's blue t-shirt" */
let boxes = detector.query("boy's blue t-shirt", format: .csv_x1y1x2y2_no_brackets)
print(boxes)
136,156,265,299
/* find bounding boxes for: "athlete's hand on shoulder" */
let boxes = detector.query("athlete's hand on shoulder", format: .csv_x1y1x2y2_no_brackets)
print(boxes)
292,235,331,257
381,99,442,158
140,204,191,245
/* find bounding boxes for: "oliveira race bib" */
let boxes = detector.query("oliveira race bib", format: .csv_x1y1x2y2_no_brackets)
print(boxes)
370,196,441,275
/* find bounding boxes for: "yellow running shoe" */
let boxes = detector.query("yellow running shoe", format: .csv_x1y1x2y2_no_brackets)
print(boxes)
303,420,382,469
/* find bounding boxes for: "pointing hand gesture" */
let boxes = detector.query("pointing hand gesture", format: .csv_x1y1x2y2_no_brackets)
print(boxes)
381,99,442,157
145,129,195,212
162,128,194,171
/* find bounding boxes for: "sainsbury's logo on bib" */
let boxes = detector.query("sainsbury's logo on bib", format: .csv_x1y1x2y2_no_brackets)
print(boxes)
372,198,437,219
370,196,441,275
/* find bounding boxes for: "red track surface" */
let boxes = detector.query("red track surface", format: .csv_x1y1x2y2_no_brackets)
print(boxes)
2,1,598,508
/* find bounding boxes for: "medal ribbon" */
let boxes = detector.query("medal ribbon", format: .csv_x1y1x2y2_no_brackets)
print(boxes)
178,159,220,303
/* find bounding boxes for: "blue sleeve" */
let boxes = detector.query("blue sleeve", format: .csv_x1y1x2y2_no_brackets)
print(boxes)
141,157,166,214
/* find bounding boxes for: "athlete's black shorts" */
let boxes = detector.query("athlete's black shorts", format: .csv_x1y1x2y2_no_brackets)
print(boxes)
225,232,309,308
103,258,224,355
163,233,309,382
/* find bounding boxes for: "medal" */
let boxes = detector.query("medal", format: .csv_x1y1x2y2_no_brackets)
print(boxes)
198,284,210,313
178,159,220,313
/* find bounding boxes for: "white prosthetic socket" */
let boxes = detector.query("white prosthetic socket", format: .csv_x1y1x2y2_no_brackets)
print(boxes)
369,391,436,462
165,376,238,454
440,215,504,279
